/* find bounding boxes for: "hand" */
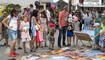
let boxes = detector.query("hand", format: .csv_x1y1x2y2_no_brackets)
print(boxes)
25,30,27,33
8,26,13,29
59,26,62,30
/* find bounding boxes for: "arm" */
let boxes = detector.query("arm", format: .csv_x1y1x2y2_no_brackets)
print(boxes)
32,17,37,25
48,34,54,38
20,23,24,32
71,23,74,30
59,12,62,29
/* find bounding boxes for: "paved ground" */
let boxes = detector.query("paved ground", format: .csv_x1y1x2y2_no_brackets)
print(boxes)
0,30,94,60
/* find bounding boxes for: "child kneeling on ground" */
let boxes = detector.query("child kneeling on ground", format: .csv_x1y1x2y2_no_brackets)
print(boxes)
48,23,56,50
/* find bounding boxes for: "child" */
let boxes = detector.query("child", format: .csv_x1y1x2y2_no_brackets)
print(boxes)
67,19,74,46
20,15,32,53
73,16,80,46
93,23,100,50
48,23,56,50
40,11,48,47
99,30,105,52
36,19,44,48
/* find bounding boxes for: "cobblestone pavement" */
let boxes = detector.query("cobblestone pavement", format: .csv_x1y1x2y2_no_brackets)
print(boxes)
0,30,93,60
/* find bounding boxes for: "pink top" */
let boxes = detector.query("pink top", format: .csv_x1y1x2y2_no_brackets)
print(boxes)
59,11,69,27
20,21,30,38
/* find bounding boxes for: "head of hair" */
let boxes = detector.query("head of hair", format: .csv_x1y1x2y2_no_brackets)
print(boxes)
30,4,33,8
10,9,17,17
23,15,28,19
41,10,47,18
32,10,38,17
100,30,104,34
24,8,28,11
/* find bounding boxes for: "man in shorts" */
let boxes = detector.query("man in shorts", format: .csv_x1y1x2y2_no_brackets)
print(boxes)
0,11,9,46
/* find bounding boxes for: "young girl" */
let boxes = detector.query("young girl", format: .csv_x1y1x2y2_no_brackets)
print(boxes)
36,19,44,48
31,10,38,50
67,19,74,46
48,22,56,50
40,11,48,47
2,9,19,57
20,15,32,53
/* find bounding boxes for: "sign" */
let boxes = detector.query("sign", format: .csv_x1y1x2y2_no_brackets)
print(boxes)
83,0,102,7
84,0,99,2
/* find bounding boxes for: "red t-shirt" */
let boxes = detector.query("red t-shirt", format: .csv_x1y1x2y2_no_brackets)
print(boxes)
59,11,69,27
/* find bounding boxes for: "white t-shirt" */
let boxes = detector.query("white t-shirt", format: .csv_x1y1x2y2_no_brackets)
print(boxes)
7,15,18,31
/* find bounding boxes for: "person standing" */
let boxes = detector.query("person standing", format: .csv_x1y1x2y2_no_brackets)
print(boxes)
0,11,9,46
2,9,19,57
16,8,22,50
31,10,38,50
40,10,48,47
58,6,69,48
20,15,32,53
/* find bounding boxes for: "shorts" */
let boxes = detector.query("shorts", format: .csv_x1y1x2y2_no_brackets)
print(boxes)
99,40,105,47
95,39,99,45
48,36,55,44
32,29,36,37
67,31,73,37
2,29,8,39
8,29,17,40
22,37,31,42
17,30,21,38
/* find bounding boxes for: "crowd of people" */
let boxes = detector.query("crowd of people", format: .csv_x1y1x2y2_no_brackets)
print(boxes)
0,4,105,57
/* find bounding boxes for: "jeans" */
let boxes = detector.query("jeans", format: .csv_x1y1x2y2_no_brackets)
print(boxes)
8,29,17,40
58,26,67,47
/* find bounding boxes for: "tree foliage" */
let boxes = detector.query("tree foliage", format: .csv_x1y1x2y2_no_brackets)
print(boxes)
6,4,21,9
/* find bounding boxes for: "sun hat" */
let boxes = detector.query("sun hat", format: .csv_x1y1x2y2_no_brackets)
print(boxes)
94,23,100,26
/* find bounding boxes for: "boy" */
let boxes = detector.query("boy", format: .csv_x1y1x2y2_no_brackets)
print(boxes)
48,23,56,50
93,23,100,50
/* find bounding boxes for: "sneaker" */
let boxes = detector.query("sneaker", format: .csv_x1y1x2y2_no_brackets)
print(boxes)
2,43,6,46
51,48,54,50
30,50,33,53
18,47,22,50
13,52,20,55
8,53,16,57
92,48,100,50
24,51,28,53
6,45,10,47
